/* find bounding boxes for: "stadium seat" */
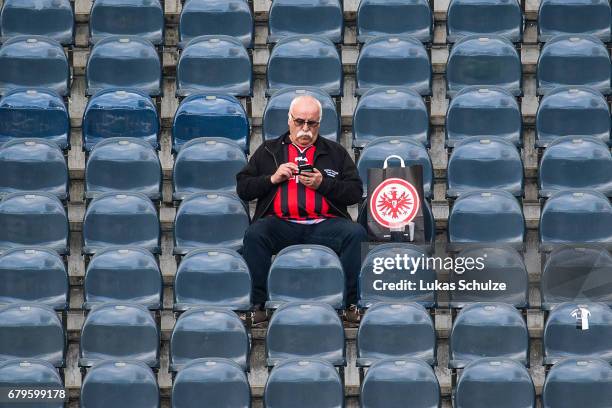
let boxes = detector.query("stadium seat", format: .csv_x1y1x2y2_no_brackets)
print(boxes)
172,358,250,408
267,35,342,97
170,307,249,371
0,247,68,310
538,0,611,43
0,304,65,367
0,0,74,45
82,192,161,255
173,138,247,200
447,0,523,43
360,358,440,408
85,138,162,200
356,0,433,43
543,302,612,364
265,358,343,408
266,302,345,366
266,245,345,309
356,36,431,96
0,36,69,96
179,0,253,48
449,302,529,368
0,138,68,199
446,35,522,97
0,360,64,408
268,0,343,43
176,36,252,97
80,303,159,367
86,36,161,96
357,303,436,367
90,0,164,45
81,361,160,408
173,192,250,254
173,248,251,312
83,89,160,152
447,138,523,197
537,35,611,96
541,246,612,310
0,192,68,254
84,247,162,310
454,358,535,408
446,86,522,147
263,87,339,142
352,87,429,148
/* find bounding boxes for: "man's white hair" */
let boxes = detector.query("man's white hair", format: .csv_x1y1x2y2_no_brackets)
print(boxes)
288,95,323,122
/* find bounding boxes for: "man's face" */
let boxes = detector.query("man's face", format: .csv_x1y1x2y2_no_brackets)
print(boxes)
288,99,321,147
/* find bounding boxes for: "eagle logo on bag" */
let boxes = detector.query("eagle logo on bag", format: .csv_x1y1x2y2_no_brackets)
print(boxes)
369,178,420,229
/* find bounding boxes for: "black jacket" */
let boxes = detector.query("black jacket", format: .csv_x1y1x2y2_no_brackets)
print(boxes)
236,133,363,221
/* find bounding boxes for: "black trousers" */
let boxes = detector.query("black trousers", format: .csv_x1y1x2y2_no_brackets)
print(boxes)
242,216,368,306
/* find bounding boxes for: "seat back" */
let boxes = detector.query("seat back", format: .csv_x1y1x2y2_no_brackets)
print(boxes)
90,0,163,45
538,0,611,42
357,0,433,43
268,0,343,43
0,359,64,408
447,0,523,43
0,0,74,45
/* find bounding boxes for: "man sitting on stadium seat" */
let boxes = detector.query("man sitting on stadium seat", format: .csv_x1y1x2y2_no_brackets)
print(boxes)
237,95,367,323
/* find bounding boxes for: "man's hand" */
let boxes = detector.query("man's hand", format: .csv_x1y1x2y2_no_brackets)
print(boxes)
271,162,298,184
298,168,323,190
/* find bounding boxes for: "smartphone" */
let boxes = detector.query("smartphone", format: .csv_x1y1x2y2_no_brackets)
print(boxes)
297,163,314,174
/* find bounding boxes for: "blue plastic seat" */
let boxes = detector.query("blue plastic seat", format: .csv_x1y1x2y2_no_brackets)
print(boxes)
356,36,431,96
86,36,161,96
84,247,162,310
0,0,74,45
267,35,342,97
0,247,68,311
447,0,523,43
90,0,164,45
356,0,433,44
537,35,611,96
0,360,64,407
268,0,343,44
83,192,160,255
449,302,528,368
179,0,253,48
447,138,523,197
447,35,522,97
176,35,252,97
0,36,69,96
0,192,68,254
539,0,611,43
353,87,429,148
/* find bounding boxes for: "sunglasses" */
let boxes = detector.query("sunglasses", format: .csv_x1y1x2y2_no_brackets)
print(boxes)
290,114,320,128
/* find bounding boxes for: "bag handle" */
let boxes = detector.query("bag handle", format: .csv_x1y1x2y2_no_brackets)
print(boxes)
383,155,405,169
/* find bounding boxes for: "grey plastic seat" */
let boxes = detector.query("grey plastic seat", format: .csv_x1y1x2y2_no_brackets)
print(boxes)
79,303,159,367
447,138,523,197
356,0,433,43
173,192,250,254
537,35,611,96
80,361,160,408
267,245,345,309
0,359,64,408
0,247,68,311
84,247,162,310
449,302,528,368
176,35,252,97
447,35,522,98
0,138,68,199
357,303,435,367
83,192,160,255
360,358,440,408
454,358,535,408
541,246,612,310
447,0,523,43
0,0,74,45
172,358,250,408
267,35,342,97
0,192,68,254
353,87,429,148
0,304,65,367
356,36,431,96
90,0,164,45
170,307,249,371
265,358,343,408
174,248,251,312
0,36,69,96
179,0,253,48
266,302,345,366
268,0,343,43
539,0,611,43
86,137,162,200
86,36,161,96
543,302,612,364
446,86,522,147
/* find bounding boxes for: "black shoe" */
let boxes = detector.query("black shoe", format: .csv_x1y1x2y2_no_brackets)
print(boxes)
251,305,269,325
344,304,361,324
